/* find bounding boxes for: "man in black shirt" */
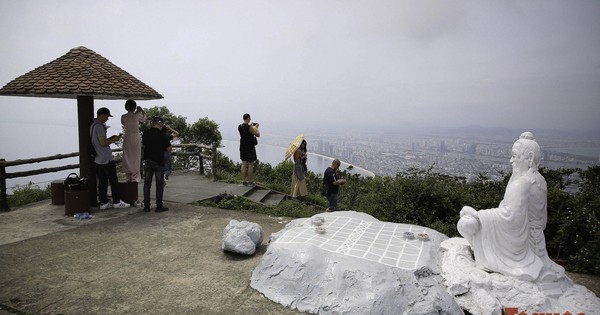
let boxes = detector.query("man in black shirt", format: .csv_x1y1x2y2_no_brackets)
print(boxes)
238,113,260,186
142,116,172,212
323,159,346,212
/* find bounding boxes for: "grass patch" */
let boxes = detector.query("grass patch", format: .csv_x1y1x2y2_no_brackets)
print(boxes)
193,193,323,219
7,183,52,208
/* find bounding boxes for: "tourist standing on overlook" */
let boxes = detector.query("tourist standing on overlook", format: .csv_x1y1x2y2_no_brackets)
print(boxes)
291,139,308,200
90,107,130,210
323,159,346,212
238,113,260,186
142,116,172,212
120,99,146,182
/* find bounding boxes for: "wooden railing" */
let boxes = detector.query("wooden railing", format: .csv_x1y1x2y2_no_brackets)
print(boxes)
0,143,218,212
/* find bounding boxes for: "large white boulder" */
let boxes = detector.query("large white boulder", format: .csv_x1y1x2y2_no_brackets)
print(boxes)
250,211,463,314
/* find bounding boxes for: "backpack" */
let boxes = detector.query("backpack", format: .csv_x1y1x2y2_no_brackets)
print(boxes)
89,122,99,157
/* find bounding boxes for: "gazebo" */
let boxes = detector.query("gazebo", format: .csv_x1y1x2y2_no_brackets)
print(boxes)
0,46,163,205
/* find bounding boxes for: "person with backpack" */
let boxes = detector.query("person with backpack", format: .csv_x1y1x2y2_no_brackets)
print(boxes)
90,107,130,209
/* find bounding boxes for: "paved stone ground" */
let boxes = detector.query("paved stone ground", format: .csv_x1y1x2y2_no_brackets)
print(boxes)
0,201,304,315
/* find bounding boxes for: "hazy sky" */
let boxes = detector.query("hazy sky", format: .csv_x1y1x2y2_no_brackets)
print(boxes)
1,0,599,137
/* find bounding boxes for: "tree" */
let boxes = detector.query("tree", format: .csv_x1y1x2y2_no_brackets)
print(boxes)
140,106,188,138
185,117,222,146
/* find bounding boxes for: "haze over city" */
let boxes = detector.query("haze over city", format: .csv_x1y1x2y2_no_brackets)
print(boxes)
1,0,599,139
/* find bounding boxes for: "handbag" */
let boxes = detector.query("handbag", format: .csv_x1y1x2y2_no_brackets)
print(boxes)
64,173,87,191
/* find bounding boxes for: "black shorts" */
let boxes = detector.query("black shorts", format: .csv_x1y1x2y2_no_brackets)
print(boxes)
240,148,257,162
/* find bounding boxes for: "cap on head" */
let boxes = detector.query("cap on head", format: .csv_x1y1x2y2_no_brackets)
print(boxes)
97,107,113,117
152,116,164,124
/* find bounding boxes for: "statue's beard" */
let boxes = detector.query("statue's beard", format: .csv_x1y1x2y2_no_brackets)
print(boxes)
509,165,528,183
512,167,524,176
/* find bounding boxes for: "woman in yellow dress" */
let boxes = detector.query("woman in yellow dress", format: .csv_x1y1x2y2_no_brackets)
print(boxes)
291,140,308,200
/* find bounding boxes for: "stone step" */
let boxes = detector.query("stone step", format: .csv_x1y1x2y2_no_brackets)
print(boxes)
262,192,287,206
245,188,271,203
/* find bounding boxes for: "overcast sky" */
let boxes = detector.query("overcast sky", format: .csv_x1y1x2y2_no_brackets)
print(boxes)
1,0,599,138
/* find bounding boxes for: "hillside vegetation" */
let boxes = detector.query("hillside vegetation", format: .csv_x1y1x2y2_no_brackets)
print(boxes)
210,153,600,276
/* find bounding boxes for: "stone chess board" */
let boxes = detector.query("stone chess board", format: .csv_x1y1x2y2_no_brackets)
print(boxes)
275,216,430,269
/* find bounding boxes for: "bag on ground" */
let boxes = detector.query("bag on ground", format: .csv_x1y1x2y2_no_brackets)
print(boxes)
64,173,87,191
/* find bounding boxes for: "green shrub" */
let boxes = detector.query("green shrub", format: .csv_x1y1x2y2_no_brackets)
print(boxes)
211,157,600,274
7,183,51,208
194,195,319,219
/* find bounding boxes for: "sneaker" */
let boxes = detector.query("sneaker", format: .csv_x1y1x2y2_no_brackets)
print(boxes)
99,202,113,210
155,206,169,213
113,201,130,209
242,181,248,186
143,205,150,212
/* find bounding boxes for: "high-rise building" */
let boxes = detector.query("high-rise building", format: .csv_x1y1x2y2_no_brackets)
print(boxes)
440,141,447,155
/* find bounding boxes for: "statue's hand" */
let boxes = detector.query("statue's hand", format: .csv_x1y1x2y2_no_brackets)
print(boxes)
460,206,478,218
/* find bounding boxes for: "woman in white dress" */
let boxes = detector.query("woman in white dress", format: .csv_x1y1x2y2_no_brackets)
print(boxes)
121,99,146,182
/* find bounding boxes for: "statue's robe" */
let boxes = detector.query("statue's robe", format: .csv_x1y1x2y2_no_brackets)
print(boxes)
469,172,547,281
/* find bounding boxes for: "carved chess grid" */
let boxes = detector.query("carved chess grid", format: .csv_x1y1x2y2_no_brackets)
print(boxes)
276,216,429,269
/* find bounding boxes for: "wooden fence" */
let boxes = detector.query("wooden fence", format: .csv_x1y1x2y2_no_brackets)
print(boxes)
0,143,218,212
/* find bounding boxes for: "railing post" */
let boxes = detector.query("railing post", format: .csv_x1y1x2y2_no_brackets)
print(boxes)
198,145,204,176
212,142,218,181
0,159,10,212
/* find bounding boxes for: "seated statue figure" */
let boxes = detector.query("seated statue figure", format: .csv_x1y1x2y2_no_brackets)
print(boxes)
457,132,565,282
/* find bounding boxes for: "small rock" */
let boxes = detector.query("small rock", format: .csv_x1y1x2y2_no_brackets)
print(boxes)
222,220,264,255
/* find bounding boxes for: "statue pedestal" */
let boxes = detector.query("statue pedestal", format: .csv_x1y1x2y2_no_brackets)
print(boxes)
439,237,599,314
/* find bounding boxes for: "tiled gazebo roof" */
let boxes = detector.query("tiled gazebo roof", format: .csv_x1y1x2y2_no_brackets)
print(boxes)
0,46,163,100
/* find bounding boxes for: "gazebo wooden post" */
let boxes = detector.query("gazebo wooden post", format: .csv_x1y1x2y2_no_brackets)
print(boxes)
77,96,97,206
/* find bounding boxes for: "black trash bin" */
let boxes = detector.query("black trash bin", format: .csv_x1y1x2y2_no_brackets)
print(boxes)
64,189,90,216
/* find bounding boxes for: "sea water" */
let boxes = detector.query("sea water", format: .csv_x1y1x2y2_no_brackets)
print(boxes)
219,139,374,178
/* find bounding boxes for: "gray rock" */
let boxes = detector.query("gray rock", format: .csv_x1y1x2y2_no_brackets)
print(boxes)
222,219,263,255
251,211,463,314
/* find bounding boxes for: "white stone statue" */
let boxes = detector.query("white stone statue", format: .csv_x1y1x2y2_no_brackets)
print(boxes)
457,132,564,282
